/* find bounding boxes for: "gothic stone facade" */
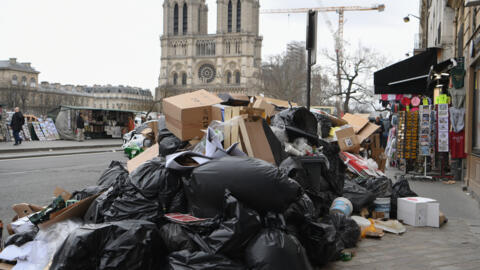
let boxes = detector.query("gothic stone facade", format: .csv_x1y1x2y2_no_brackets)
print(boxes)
156,0,262,102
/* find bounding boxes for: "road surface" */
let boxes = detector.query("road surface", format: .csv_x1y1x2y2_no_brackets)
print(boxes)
0,151,126,237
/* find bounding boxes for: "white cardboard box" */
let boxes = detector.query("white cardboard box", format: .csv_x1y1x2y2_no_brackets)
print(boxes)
397,197,440,227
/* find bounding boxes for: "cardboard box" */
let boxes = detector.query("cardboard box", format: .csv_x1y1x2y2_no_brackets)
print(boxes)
335,126,360,153
163,90,222,140
255,96,298,108
397,197,440,227
211,104,231,122
127,143,159,173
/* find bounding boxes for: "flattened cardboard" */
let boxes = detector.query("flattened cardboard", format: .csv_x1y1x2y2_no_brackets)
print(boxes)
163,90,222,140
357,122,380,143
12,203,44,218
239,118,276,164
255,96,298,108
342,113,369,133
127,143,159,173
38,193,100,230
335,126,360,153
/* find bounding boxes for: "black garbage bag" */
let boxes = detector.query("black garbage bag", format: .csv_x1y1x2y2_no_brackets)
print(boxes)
327,213,361,249
390,177,417,219
343,180,376,213
283,193,316,226
50,220,167,270
97,160,128,188
71,185,105,201
298,218,340,266
316,139,346,196
311,112,332,138
129,157,182,211
308,191,337,218
158,129,188,157
271,107,318,136
354,176,393,198
160,223,198,253
190,193,262,258
84,182,124,224
168,187,188,213
187,156,301,218
169,250,245,270
5,227,38,247
280,156,338,196
101,157,184,223
103,183,161,223
245,227,313,270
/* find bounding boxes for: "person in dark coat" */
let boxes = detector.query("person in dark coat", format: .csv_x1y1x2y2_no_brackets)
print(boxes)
10,107,25,145
76,112,85,141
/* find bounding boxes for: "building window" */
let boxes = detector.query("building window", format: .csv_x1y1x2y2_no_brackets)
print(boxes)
173,73,178,85
21,76,27,87
236,0,241,32
182,72,187,85
226,71,232,84
228,0,232,33
235,71,240,84
183,3,188,34
11,75,18,85
225,40,231,54
174,3,179,35
30,78,36,88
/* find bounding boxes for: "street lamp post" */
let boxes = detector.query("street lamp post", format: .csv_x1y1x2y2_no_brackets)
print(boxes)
403,14,420,23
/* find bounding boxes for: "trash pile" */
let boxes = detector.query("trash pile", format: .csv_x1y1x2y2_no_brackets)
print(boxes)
0,90,445,270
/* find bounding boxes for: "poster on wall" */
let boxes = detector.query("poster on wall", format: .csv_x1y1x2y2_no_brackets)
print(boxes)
419,105,431,156
437,104,449,152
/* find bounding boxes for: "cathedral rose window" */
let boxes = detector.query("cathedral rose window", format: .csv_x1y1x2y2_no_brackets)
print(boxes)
198,64,216,83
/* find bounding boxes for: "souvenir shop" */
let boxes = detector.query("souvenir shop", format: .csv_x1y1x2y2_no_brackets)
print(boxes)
374,48,466,180
50,106,137,140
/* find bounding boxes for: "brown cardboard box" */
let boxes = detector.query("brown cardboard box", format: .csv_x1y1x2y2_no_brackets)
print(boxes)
253,98,275,117
147,121,159,142
255,96,298,108
357,122,380,143
163,90,222,140
38,193,100,230
342,113,369,133
239,118,276,164
211,104,232,122
0,263,14,270
127,143,159,173
335,126,360,153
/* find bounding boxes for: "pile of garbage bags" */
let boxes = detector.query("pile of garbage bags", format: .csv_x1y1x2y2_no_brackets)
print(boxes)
0,107,417,270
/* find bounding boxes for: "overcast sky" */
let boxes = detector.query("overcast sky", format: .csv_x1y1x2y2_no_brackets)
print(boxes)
0,0,419,95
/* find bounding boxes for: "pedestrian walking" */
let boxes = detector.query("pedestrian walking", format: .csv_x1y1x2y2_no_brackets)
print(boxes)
10,107,24,146
76,112,85,142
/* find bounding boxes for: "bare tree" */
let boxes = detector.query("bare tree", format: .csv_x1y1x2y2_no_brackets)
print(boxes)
261,41,307,105
323,44,387,113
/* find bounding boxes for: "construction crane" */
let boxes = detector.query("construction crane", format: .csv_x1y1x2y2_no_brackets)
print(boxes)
261,4,385,115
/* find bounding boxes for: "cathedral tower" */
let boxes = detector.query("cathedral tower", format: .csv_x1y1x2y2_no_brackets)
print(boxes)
157,0,262,101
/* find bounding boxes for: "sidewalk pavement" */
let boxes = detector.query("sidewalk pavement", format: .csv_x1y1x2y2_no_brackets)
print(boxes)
0,139,123,159
326,167,480,270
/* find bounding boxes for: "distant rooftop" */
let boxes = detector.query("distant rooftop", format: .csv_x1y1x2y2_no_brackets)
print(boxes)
0,58,39,74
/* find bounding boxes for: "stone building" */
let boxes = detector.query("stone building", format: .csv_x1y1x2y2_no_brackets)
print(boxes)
0,58,153,115
156,0,263,101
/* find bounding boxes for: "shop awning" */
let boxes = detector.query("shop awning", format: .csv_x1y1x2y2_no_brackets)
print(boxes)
374,48,438,95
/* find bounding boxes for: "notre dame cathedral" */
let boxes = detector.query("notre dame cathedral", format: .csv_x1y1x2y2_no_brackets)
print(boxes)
156,0,263,100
